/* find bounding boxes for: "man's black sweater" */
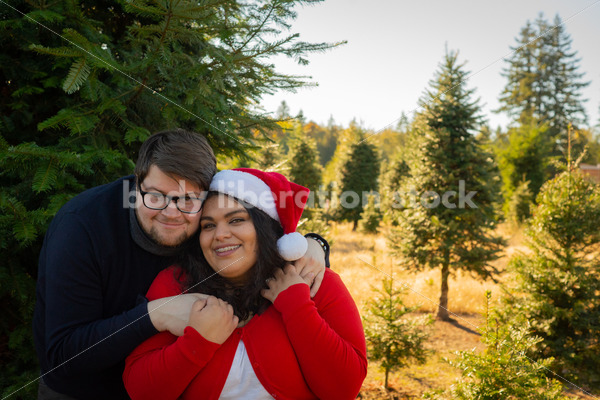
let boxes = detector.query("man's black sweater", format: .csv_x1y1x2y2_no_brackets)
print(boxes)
33,176,179,399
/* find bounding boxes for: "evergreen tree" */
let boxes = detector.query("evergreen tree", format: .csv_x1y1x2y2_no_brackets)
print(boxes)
363,277,433,390
276,100,292,120
358,194,382,234
379,156,410,224
375,112,412,163
0,0,340,394
569,126,600,165
506,179,533,224
496,120,552,213
332,132,379,230
322,121,362,187
503,168,600,387
254,142,283,171
498,14,589,138
287,134,322,206
388,51,504,321
303,121,338,166
431,293,568,400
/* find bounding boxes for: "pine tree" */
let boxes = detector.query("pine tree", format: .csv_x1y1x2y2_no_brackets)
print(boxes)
323,121,362,187
363,277,433,390
303,120,338,166
389,50,504,321
506,179,533,224
498,20,538,125
358,194,382,234
332,132,379,230
503,168,600,387
277,100,292,119
0,0,340,394
434,293,568,400
287,135,322,194
379,156,410,224
375,112,412,163
498,14,589,138
496,119,552,212
254,142,283,171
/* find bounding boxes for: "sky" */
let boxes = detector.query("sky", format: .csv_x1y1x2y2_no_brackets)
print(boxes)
259,0,600,133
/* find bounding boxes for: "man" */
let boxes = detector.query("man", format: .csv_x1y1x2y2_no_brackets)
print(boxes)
33,129,328,399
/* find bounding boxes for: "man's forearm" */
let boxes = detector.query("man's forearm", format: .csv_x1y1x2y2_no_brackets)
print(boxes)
46,301,157,374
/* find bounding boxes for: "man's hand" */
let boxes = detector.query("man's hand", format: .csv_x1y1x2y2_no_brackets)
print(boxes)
148,293,207,336
262,264,308,303
294,237,326,297
188,296,238,344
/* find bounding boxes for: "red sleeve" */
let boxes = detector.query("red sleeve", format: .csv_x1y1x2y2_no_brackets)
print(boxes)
272,269,367,400
123,267,220,400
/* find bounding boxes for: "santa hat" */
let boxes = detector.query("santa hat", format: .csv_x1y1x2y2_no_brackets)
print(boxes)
209,168,309,261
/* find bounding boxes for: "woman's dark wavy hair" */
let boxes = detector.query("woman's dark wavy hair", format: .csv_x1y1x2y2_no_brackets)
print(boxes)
177,191,286,320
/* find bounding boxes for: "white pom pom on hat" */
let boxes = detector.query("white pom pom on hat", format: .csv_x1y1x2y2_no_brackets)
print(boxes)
277,231,308,261
209,168,309,261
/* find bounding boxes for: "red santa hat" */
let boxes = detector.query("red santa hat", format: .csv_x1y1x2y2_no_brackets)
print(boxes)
209,168,309,261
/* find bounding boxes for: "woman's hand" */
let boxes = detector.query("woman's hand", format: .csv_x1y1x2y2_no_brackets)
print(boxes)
262,264,308,303
188,296,238,344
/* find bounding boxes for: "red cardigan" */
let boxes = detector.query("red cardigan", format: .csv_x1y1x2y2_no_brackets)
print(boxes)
123,267,367,400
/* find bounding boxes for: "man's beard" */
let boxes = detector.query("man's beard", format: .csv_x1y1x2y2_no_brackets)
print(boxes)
147,227,190,248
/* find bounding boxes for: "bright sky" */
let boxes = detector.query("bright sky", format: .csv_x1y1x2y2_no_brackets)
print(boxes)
260,0,600,133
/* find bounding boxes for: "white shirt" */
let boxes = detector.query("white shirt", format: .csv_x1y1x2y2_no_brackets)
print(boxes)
219,340,274,400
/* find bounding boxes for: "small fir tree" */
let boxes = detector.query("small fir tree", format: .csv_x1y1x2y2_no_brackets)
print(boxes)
332,132,379,230
379,156,410,224
276,100,292,119
302,121,339,167
429,292,568,400
287,133,323,218
358,194,382,234
323,121,362,188
496,120,552,214
254,143,283,172
506,179,533,224
287,135,323,194
363,277,433,390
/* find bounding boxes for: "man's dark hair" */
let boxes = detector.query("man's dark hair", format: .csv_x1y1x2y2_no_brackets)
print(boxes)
178,192,285,320
135,128,217,190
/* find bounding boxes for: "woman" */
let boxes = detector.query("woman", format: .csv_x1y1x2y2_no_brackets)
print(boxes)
123,168,367,400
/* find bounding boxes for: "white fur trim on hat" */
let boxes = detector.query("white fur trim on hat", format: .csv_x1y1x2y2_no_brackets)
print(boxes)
209,170,280,222
277,232,308,261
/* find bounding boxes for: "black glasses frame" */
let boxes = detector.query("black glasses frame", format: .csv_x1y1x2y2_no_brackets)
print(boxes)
137,183,204,214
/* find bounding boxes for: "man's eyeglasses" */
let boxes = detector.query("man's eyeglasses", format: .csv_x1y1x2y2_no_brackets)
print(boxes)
138,183,204,214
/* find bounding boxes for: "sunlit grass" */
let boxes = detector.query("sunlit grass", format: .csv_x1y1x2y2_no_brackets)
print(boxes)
330,222,505,316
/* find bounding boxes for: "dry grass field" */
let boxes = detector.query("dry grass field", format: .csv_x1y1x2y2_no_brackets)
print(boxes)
327,222,599,399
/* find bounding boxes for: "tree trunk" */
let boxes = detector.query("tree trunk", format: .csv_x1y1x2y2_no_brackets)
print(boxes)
384,367,389,390
437,250,451,321
352,219,358,231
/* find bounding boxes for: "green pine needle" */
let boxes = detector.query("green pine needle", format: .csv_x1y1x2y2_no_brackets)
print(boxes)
63,59,91,94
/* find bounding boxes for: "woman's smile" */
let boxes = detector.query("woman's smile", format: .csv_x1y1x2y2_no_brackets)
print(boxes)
214,244,242,256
